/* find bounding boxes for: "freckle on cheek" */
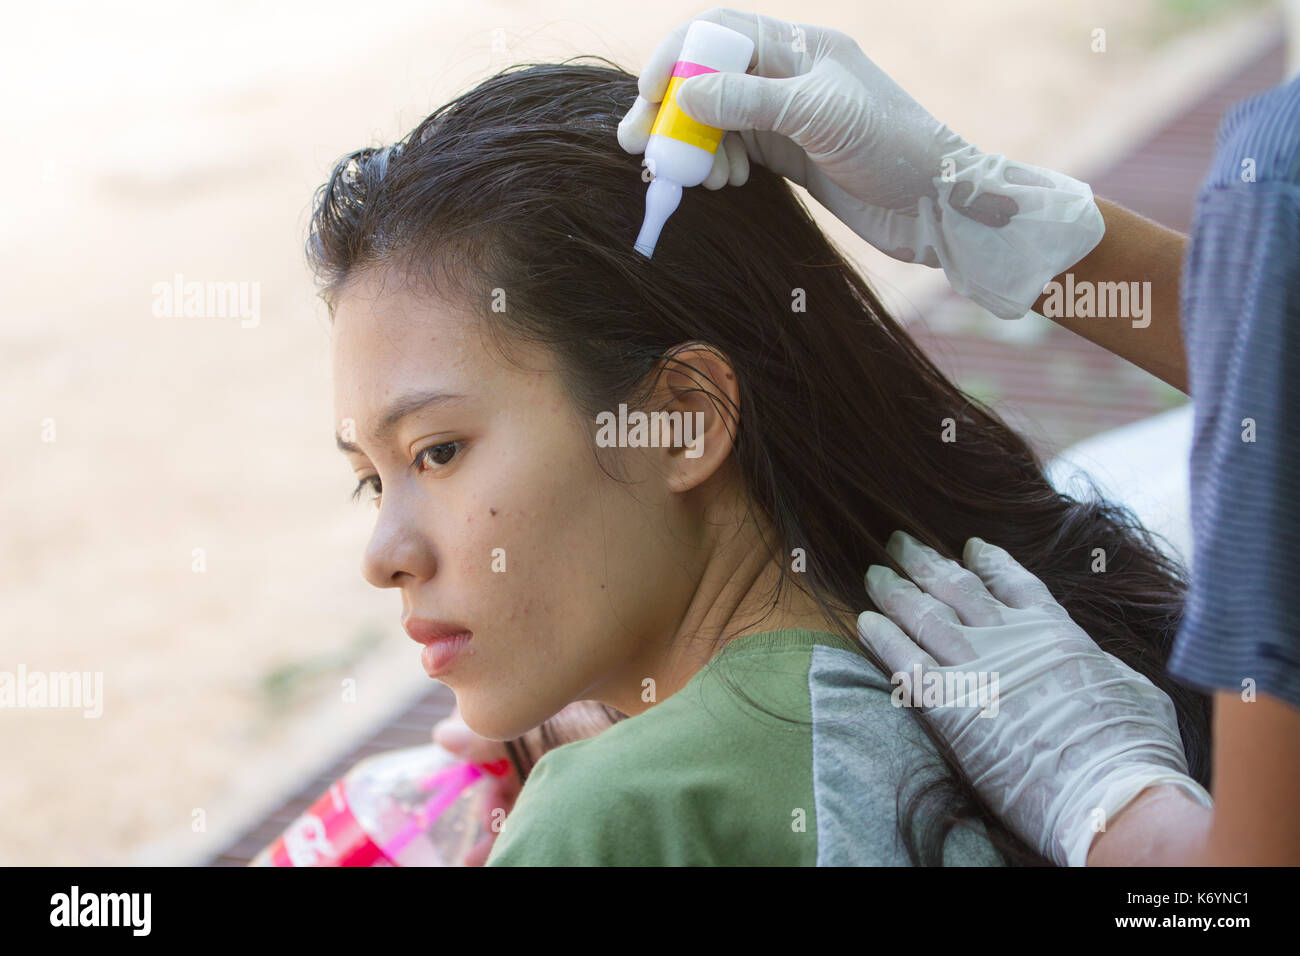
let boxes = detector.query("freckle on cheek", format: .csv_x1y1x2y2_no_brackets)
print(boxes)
489,508,497,516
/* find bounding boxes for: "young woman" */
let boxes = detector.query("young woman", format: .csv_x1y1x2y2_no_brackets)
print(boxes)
311,60,1208,866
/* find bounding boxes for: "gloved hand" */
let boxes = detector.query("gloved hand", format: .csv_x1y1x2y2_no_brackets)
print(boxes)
618,7,1106,319
856,529,1212,867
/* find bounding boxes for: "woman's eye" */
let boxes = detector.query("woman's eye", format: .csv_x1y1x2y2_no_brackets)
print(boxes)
415,440,463,472
349,441,463,508
350,475,381,508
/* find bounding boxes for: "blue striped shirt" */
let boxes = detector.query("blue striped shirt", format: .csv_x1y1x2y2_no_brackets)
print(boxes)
1167,73,1300,708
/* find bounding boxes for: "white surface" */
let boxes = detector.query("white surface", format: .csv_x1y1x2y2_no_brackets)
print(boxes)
1046,404,1194,570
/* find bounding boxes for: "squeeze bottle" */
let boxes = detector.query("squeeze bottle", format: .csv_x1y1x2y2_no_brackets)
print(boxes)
248,743,511,866
633,20,755,258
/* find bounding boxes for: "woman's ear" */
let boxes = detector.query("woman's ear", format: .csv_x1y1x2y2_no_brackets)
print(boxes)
652,342,741,494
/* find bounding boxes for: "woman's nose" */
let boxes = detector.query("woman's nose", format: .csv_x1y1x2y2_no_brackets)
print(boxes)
360,492,434,589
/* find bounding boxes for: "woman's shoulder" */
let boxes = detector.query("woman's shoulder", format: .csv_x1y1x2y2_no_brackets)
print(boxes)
485,628,1005,865
484,664,816,865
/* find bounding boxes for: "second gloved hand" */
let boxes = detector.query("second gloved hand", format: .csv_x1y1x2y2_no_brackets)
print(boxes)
856,530,1212,867
619,7,1105,319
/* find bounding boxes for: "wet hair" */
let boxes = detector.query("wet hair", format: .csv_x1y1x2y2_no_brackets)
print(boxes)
307,58,1210,865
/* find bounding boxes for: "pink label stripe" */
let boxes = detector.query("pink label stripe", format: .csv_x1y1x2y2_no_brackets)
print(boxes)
671,60,718,79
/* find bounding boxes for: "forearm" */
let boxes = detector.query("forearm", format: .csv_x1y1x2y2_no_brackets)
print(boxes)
1088,691,1300,865
1031,198,1188,393
1203,690,1300,865
1086,783,1211,865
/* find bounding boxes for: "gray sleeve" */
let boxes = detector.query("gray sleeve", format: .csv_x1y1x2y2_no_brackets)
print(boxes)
808,644,1005,866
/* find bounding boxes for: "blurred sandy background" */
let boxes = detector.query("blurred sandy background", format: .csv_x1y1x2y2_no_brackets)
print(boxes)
0,0,1279,864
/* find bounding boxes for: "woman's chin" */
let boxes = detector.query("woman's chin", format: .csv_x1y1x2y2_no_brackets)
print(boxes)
457,698,542,743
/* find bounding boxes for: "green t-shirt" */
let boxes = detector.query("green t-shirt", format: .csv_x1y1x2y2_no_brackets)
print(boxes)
485,627,1005,866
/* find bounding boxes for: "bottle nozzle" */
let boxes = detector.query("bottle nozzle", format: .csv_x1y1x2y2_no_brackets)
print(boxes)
634,177,683,258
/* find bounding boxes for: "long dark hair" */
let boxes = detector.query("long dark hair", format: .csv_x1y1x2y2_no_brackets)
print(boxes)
307,58,1210,865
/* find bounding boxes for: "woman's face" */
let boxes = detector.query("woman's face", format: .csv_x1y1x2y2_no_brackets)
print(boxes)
331,267,710,740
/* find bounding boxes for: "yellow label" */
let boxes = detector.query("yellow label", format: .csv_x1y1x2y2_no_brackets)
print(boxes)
649,75,725,154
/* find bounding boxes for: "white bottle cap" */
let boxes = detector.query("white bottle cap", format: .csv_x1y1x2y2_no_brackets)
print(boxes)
679,19,754,73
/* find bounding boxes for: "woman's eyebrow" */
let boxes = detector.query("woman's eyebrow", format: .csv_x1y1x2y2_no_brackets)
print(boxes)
335,390,467,454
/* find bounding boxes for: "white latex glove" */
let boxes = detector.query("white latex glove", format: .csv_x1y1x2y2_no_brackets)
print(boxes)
856,529,1212,867
618,7,1105,320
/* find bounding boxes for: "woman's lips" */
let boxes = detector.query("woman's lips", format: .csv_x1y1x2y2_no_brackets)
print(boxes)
403,618,473,678
420,632,472,677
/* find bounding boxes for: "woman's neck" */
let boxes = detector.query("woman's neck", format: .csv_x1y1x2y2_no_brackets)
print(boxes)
594,503,859,718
